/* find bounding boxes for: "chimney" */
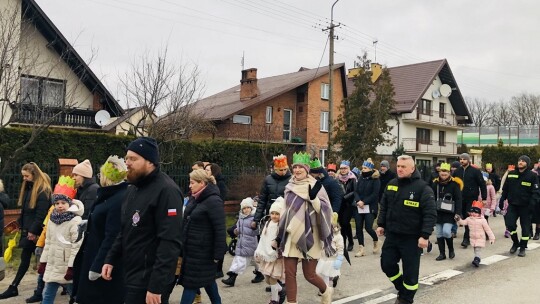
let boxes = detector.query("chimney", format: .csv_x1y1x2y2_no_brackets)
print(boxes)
371,63,382,83
240,68,259,100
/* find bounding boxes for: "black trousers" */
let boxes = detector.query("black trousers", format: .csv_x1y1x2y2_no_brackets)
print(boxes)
380,233,421,303
124,288,172,304
12,247,34,286
462,197,474,240
338,203,354,244
505,204,532,245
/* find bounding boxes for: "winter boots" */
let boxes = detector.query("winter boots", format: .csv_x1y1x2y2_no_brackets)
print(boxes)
25,292,43,303
221,273,238,286
472,257,480,267
0,285,18,299
320,286,333,304
510,233,519,254
518,239,528,257
534,228,540,240
252,270,265,283
446,237,455,259
355,245,365,257
435,237,446,261
373,241,380,254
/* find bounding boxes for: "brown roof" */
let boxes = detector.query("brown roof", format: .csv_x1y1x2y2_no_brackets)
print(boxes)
192,64,346,120
347,59,472,124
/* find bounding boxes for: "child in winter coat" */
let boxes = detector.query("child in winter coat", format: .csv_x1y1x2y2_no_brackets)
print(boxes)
455,201,495,267
222,197,259,287
38,193,84,304
316,212,344,288
254,197,286,304
482,177,497,221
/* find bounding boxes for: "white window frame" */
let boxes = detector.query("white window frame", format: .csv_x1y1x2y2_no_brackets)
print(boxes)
232,114,251,125
20,75,65,107
320,111,329,132
319,149,327,166
321,83,330,100
266,106,273,124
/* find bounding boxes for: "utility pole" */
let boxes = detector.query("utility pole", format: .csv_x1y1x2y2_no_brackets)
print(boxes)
325,0,340,161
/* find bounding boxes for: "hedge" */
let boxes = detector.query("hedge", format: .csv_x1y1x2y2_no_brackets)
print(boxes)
479,145,540,173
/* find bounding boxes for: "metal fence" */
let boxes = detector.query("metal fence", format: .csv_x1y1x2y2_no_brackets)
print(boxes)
458,125,540,146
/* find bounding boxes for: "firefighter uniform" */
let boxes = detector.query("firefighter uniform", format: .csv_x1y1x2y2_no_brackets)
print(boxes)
378,169,436,304
501,161,540,256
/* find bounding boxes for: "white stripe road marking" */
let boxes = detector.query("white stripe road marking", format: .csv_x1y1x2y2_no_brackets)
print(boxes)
362,293,398,304
332,289,383,304
527,243,540,250
419,269,463,286
480,254,509,265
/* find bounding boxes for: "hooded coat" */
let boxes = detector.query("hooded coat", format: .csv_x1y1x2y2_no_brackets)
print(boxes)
234,211,258,257
76,178,99,220
40,200,84,284
254,171,291,223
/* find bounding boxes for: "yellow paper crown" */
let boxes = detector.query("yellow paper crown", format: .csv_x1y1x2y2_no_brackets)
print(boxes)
485,163,493,169
273,154,288,168
440,163,451,171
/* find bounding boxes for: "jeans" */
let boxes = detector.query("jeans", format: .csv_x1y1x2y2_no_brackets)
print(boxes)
42,282,72,304
435,223,453,239
180,281,221,304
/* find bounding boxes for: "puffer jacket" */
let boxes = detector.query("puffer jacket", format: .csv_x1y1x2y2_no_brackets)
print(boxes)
40,200,84,284
432,177,463,224
254,171,291,223
319,170,344,212
234,213,258,257
501,168,540,207
18,182,51,248
76,178,99,219
457,216,495,247
354,170,381,215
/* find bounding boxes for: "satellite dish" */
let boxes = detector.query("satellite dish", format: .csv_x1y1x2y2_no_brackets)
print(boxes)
439,84,452,97
94,110,111,126
432,88,441,99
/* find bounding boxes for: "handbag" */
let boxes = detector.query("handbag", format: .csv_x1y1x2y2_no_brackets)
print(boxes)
436,185,455,214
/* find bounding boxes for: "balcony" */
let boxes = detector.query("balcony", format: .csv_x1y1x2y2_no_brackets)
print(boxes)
215,121,307,144
402,110,460,129
402,138,457,155
11,104,101,129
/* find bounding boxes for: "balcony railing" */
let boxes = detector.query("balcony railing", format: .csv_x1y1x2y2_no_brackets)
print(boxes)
11,105,101,129
402,138,457,154
402,110,458,127
216,122,307,144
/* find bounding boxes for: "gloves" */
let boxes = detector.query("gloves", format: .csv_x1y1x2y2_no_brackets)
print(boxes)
64,267,74,280
333,255,344,270
37,262,46,275
89,271,101,281
308,181,323,200
35,246,43,256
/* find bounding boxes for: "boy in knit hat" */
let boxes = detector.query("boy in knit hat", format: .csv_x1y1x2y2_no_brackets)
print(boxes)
72,160,99,219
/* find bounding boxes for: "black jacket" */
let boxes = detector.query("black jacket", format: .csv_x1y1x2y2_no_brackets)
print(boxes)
354,170,381,215
179,184,226,289
453,165,487,201
254,171,291,223
18,182,50,248
488,171,501,192
215,174,228,200
339,175,357,209
431,177,463,224
379,170,396,202
501,169,540,207
75,182,128,304
0,191,8,235
76,178,100,220
104,169,183,294
378,170,436,239
319,170,344,212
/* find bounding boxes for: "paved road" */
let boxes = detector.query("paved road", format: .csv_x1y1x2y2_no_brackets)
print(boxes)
0,214,537,303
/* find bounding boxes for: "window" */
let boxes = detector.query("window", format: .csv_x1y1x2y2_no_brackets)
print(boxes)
418,99,432,115
283,109,292,141
321,83,330,100
439,103,445,118
319,149,327,166
266,106,273,123
20,75,65,107
320,111,329,132
416,128,431,144
439,131,446,146
232,114,251,124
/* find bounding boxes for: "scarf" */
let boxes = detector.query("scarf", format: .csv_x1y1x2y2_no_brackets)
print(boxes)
338,171,357,183
254,220,280,262
278,175,335,259
50,210,76,225
191,185,207,200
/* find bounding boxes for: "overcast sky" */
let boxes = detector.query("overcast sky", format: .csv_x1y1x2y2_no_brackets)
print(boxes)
37,0,540,107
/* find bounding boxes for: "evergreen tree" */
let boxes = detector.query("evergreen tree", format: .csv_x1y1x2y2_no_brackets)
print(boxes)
332,53,395,163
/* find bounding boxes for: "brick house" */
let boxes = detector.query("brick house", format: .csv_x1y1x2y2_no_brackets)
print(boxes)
191,64,348,163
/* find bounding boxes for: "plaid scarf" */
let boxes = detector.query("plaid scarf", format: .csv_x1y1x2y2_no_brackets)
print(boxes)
50,210,76,225
278,175,335,259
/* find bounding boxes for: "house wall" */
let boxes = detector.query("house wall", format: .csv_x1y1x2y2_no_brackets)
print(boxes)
18,19,94,109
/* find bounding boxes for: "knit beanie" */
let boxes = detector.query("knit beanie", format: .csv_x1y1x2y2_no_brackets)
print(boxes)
459,153,471,161
72,159,93,178
519,155,531,168
380,160,390,168
240,197,254,210
269,196,285,214
127,137,160,166
451,161,460,169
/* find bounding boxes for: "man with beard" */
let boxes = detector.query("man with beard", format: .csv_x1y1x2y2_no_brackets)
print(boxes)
500,155,540,257
453,153,486,248
102,137,183,304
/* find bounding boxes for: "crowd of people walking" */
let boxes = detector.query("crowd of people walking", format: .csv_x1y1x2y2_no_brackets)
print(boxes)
0,137,539,304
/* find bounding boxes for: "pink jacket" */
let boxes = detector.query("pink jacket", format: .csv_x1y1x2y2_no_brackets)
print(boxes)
457,216,495,247
478,185,497,216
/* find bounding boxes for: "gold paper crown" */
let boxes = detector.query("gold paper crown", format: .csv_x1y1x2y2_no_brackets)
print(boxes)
485,163,492,169
440,163,451,171
273,154,288,168
53,175,77,199
292,152,311,165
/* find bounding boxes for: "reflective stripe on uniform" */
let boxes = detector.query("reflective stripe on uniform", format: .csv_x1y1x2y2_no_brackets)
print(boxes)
521,181,531,186
508,174,519,178
389,272,402,282
522,236,530,240
511,230,517,235
388,185,398,191
404,200,419,207
403,282,419,290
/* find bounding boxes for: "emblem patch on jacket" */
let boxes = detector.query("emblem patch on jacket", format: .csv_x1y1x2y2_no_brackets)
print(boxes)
168,208,177,216
132,210,140,226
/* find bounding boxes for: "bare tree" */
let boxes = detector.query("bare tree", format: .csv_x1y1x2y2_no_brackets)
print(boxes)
511,93,540,126
491,99,515,126
465,97,492,127
0,3,95,175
